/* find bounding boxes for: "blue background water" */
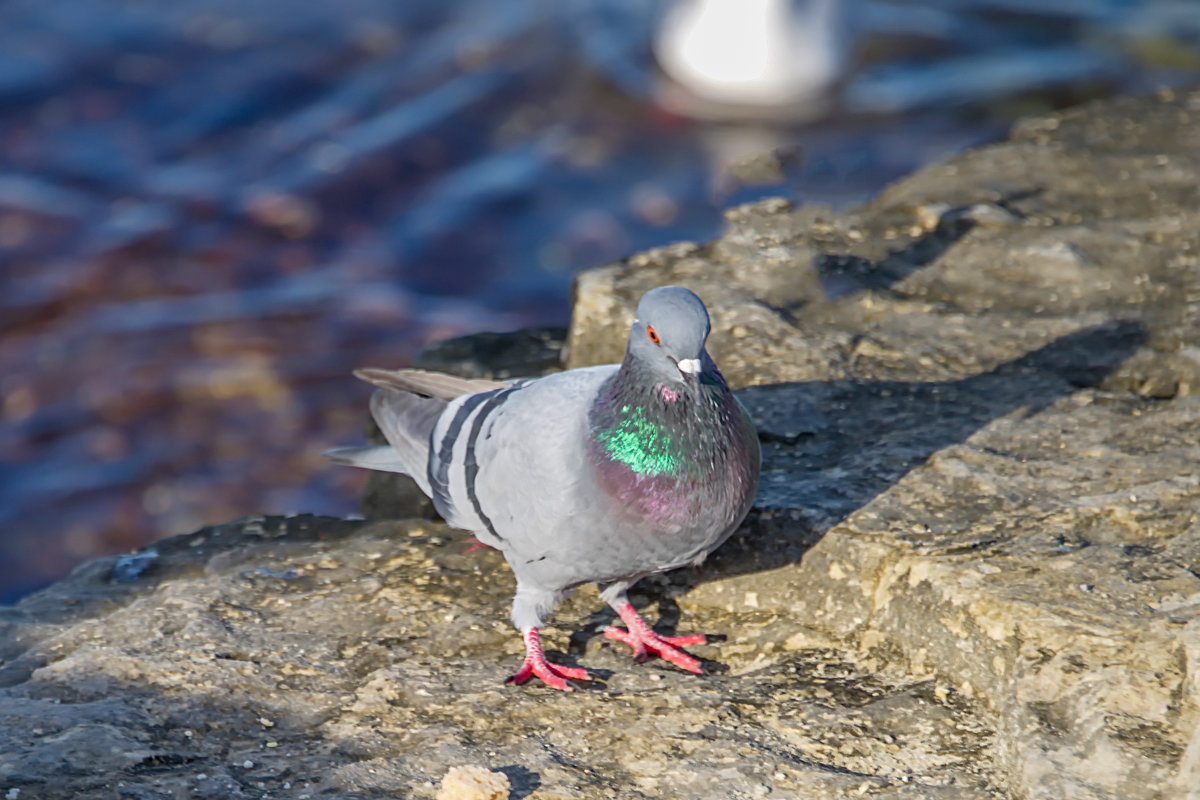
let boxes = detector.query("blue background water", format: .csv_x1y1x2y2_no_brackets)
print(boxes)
2,0,1199,601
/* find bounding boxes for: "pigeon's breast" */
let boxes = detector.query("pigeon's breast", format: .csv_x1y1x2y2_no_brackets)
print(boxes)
590,456,700,532
586,396,758,540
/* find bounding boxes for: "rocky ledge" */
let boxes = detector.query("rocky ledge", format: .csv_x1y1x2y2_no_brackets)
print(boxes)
4,87,1200,800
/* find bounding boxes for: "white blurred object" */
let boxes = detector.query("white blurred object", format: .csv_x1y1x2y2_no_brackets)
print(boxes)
654,0,855,118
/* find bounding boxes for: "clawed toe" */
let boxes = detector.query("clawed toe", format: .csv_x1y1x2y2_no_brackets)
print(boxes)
604,624,704,674
604,601,707,675
507,628,590,691
506,659,587,691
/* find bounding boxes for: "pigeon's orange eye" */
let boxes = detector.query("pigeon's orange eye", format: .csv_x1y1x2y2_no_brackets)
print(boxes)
647,325,660,344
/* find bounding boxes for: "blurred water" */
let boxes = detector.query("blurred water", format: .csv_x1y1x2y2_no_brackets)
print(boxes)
2,0,1199,602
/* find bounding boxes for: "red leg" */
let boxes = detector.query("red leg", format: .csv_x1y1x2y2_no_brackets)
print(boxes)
604,601,706,674
505,628,590,691
462,536,494,555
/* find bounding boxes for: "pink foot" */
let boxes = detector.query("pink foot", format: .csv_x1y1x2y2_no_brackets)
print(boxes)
604,601,706,675
505,628,590,691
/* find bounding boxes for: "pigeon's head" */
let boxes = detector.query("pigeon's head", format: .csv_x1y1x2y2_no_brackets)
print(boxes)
626,286,712,384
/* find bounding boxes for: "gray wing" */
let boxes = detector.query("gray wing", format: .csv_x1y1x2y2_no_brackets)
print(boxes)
425,365,616,552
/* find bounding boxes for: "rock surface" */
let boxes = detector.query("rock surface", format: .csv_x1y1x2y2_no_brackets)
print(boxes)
0,515,1001,800
565,86,1200,799
4,88,1200,799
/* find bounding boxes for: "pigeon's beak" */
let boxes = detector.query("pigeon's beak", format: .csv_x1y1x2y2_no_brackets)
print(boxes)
676,358,701,377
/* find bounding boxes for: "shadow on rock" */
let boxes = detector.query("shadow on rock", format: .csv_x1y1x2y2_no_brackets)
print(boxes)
812,189,1047,304
687,318,1146,586
814,207,977,298
497,764,541,798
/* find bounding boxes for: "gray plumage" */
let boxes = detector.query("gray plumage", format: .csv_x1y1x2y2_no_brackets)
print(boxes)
327,286,760,688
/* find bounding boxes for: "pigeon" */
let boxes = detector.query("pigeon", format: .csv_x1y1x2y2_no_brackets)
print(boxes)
326,286,760,690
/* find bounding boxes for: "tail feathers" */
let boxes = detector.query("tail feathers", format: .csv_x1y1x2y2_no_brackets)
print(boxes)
365,389,446,496
324,445,412,473
354,367,508,401
331,367,504,496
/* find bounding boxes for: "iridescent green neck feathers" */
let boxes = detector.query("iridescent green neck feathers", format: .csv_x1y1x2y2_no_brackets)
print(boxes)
594,403,681,476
